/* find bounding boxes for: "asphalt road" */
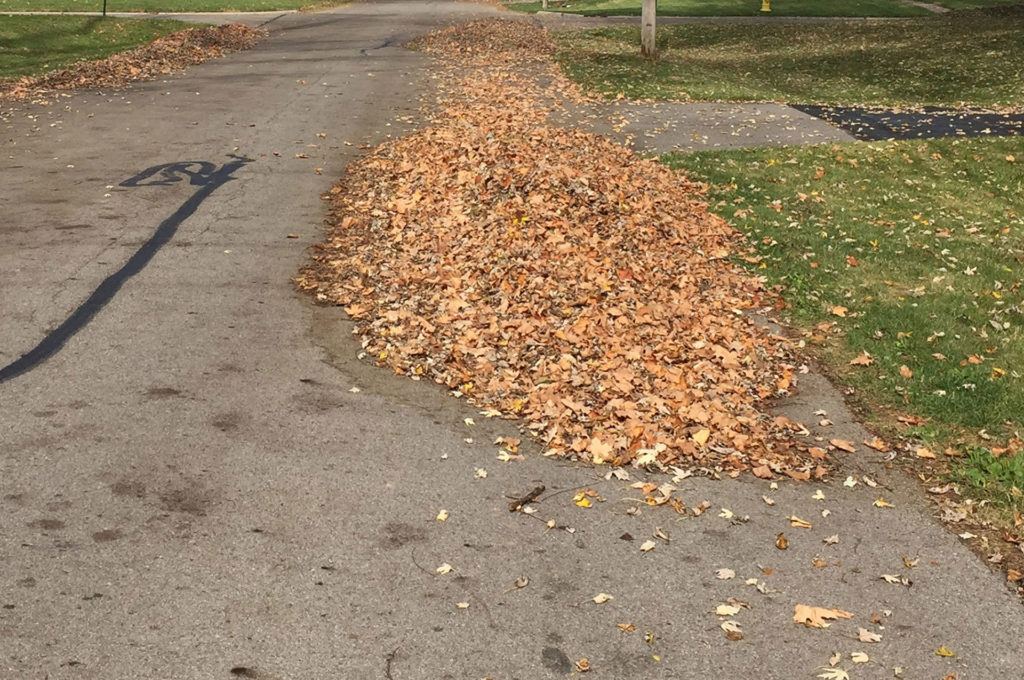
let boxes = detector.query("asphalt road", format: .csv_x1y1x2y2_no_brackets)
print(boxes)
2,3,1022,679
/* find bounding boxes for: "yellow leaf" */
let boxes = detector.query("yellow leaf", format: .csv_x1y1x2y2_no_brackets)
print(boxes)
693,428,711,446
592,593,613,604
935,646,956,657
436,509,449,521
573,492,592,508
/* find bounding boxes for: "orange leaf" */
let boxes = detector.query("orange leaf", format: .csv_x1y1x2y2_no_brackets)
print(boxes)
829,439,856,453
849,351,873,366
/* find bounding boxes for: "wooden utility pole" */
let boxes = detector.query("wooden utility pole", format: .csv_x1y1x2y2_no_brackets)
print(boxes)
641,0,657,57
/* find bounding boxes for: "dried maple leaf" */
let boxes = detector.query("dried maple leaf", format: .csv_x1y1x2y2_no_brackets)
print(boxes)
849,351,873,366
793,604,853,628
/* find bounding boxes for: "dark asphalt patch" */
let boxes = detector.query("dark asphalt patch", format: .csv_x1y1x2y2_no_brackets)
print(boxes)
793,105,1024,142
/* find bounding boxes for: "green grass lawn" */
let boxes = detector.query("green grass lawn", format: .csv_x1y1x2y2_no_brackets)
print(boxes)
664,138,1024,506
0,0,335,11
510,0,931,16
0,15,188,79
555,8,1024,109
510,0,1023,15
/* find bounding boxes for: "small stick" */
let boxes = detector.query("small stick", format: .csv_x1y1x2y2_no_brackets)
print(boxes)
508,484,545,512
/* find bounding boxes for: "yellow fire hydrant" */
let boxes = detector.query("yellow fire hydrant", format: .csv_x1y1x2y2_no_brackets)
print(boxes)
761,0,771,11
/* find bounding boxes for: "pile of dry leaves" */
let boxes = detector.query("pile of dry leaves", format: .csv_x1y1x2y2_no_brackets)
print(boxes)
299,19,818,477
0,24,265,100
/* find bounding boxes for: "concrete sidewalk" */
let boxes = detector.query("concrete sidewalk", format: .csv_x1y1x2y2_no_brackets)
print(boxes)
1,3,1020,679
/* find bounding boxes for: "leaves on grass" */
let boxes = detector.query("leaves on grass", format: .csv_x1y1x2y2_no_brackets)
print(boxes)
0,24,265,100
849,351,873,366
297,19,813,477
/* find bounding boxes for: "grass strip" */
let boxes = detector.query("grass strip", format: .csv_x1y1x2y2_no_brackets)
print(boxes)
663,138,1024,503
509,0,930,16
0,0,333,10
0,16,185,79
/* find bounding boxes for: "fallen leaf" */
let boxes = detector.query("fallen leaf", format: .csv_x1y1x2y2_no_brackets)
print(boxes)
899,364,914,378
716,604,741,617
514,575,529,588
593,593,614,604
436,509,449,522
455,601,469,609
436,563,453,574
716,568,736,580
858,628,882,643
817,668,849,680
824,534,840,545
639,540,656,553
793,604,854,628
830,306,848,318
617,623,635,632
849,352,873,366
850,652,869,663
776,533,789,550
575,658,590,672
788,515,813,529
916,447,937,459
873,498,894,508
935,646,956,658
830,439,857,453
863,437,890,452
